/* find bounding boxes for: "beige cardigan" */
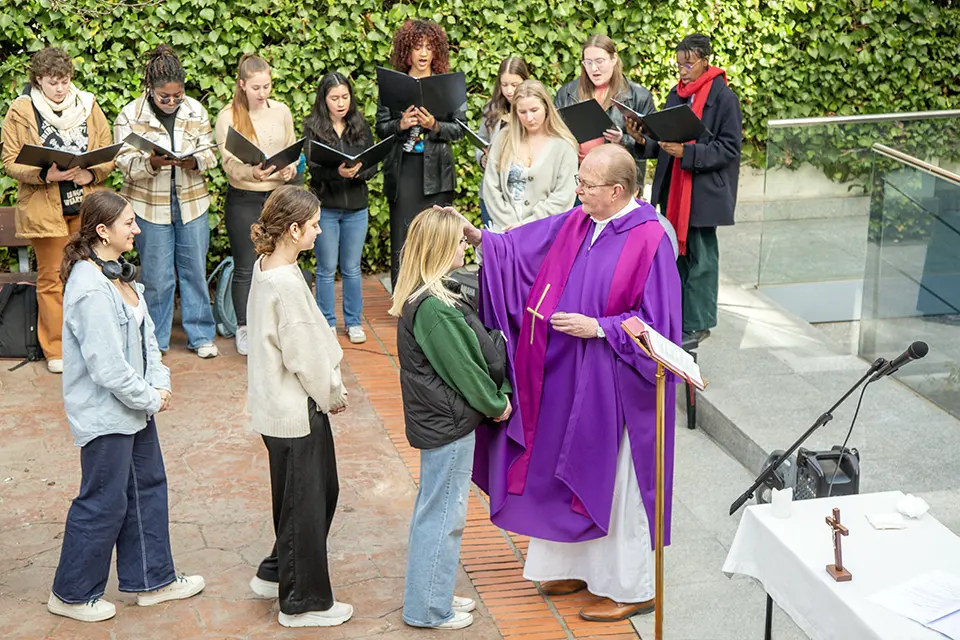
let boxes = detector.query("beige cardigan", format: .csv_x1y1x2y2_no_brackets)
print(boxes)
481,134,579,232
214,100,296,192
246,258,347,437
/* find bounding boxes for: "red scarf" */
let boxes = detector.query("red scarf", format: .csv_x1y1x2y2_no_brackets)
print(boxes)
665,66,727,255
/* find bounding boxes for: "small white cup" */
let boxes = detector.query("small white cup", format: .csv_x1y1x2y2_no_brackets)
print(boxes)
772,487,793,519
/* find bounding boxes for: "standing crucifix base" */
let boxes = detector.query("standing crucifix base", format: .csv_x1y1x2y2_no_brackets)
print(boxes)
825,507,853,582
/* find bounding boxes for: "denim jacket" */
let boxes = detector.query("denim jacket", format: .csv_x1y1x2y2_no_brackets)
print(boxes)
62,260,170,446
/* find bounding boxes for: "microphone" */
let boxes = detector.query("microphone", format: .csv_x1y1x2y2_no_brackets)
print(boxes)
868,341,929,382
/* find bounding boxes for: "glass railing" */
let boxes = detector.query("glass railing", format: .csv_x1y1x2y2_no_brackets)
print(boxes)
750,111,960,323
860,144,960,419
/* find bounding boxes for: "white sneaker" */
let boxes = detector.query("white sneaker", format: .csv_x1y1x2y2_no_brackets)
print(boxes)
452,595,476,613
235,327,248,356
249,576,278,599
347,326,366,344
47,593,115,622
433,611,474,630
46,359,63,374
137,575,205,606
194,342,219,359
278,601,354,627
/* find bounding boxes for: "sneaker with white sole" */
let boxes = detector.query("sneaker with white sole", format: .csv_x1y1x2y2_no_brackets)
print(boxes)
137,574,205,606
249,575,278,599
47,359,63,374
346,326,366,344
194,343,219,359
452,595,476,613
278,601,353,627
433,611,474,630
235,326,248,356
47,593,116,622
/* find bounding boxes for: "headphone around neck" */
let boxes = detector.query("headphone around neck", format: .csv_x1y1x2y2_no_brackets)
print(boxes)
91,250,137,283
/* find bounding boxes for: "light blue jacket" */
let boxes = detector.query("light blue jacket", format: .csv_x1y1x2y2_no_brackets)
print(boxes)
62,260,170,447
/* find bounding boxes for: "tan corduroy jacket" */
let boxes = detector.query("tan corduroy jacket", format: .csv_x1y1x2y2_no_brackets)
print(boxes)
1,94,114,239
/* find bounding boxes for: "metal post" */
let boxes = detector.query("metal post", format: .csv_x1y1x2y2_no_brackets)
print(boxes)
655,363,666,640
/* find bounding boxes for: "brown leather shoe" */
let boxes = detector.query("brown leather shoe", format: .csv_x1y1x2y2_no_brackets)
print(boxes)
538,579,587,596
579,597,655,622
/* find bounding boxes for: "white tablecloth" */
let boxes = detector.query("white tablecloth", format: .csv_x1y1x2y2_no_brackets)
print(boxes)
723,491,960,640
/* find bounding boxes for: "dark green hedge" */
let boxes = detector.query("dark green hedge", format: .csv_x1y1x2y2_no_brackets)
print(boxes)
2,0,958,271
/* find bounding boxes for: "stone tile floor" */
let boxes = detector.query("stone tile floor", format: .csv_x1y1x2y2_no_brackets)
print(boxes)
0,277,638,640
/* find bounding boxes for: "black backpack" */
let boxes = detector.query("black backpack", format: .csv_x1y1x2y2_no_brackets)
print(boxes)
0,282,42,369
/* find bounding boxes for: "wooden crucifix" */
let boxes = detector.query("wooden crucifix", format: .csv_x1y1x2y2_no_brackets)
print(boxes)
525,283,551,345
825,507,853,582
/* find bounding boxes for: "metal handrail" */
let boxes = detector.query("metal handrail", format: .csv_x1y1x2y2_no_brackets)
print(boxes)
768,109,960,128
872,144,960,187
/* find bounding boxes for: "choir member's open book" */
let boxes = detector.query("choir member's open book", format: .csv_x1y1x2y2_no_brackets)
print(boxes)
621,316,705,390
14,142,124,170
611,101,711,143
225,127,304,169
307,135,395,169
455,120,489,150
123,132,217,161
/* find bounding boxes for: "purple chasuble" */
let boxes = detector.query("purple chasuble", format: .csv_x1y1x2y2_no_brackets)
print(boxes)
474,203,682,546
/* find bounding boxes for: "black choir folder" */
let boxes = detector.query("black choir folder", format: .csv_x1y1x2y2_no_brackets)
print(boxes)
455,120,489,150
376,67,467,119
123,132,217,161
611,101,711,143
225,127,305,169
557,100,616,144
308,135,396,168
14,142,124,169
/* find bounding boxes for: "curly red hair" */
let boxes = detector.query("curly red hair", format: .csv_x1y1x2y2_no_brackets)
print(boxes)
389,19,450,74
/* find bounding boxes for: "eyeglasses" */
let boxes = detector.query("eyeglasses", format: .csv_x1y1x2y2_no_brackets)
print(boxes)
675,59,703,71
152,91,185,106
574,175,615,191
582,57,611,70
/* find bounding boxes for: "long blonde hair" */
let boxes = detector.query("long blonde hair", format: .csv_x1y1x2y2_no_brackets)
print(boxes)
231,54,271,143
497,79,578,173
577,34,627,110
388,207,464,317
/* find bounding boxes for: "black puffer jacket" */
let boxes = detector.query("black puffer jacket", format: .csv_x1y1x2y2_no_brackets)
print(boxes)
375,104,465,203
397,287,506,450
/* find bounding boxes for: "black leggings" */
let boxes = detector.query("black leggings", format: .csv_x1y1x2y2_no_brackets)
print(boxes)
225,186,270,326
389,154,454,287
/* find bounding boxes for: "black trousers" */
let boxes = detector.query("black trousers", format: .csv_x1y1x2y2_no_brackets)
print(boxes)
390,153,454,287
256,401,340,615
225,186,270,326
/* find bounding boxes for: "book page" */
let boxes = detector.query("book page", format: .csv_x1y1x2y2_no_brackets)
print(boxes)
623,318,704,389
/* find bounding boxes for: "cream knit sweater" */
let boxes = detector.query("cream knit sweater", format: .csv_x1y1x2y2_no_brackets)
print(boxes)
247,257,347,437
214,100,296,192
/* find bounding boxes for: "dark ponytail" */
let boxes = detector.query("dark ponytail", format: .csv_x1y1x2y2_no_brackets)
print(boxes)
61,192,131,285
142,44,185,90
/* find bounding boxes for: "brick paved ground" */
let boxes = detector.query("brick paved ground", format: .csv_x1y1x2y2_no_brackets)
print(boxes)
0,276,639,639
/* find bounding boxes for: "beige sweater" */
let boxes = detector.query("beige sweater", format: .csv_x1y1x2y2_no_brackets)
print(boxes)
247,257,348,437
214,99,296,192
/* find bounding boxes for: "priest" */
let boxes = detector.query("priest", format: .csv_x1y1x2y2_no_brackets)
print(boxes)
465,144,682,622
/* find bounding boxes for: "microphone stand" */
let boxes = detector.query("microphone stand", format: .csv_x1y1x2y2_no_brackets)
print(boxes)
728,357,886,515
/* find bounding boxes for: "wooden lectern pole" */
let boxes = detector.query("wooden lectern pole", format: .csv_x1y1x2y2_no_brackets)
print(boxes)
655,362,666,640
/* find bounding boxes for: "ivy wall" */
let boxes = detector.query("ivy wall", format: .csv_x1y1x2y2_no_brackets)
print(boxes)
1,0,957,270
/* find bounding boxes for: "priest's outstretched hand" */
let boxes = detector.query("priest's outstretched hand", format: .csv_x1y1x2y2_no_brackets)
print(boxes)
550,312,600,338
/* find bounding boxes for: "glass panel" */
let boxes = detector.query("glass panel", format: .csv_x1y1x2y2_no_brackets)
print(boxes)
755,115,960,323
861,153,960,419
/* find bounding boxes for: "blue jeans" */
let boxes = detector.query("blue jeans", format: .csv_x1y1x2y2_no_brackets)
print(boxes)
314,207,368,328
135,201,216,351
479,199,491,228
52,419,176,603
403,431,476,627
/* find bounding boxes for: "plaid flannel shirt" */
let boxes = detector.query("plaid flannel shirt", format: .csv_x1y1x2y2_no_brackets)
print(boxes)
114,94,218,225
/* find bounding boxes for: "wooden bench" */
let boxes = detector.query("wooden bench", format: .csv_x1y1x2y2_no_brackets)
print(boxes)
0,206,36,284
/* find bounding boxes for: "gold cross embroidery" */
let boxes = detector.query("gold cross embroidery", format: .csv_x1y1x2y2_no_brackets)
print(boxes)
525,283,551,345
